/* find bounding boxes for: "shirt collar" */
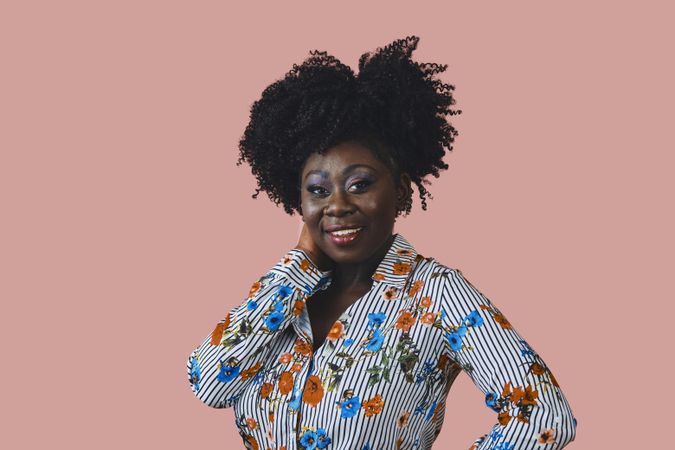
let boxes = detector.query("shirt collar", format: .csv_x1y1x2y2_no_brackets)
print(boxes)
370,233,419,288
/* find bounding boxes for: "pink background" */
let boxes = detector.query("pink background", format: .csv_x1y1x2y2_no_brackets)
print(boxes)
2,1,672,448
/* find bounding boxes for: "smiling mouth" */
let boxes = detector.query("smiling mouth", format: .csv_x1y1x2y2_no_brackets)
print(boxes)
326,227,365,245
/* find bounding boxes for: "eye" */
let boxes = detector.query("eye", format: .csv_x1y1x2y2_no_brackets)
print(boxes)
307,185,329,197
348,179,372,192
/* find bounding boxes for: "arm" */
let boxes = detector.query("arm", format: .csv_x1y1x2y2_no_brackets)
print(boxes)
186,248,331,408
440,268,577,450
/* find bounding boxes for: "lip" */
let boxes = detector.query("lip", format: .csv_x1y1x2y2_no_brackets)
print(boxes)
324,225,366,247
324,224,365,232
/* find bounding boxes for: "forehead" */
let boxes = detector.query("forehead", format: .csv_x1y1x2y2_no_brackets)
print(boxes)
301,141,390,176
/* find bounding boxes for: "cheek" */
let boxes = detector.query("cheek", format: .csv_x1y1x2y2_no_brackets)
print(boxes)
299,198,322,223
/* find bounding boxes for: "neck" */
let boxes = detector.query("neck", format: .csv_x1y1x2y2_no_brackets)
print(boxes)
330,234,395,291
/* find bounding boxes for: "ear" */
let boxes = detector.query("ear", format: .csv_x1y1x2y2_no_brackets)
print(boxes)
395,172,413,215
397,172,413,199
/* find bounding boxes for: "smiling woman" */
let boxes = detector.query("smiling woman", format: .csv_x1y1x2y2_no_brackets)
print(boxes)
187,35,577,450
299,140,407,266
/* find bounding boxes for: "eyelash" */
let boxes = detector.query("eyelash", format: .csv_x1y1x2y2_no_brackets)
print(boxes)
307,180,371,197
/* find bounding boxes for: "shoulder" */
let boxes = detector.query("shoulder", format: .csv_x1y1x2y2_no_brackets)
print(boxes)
413,255,492,320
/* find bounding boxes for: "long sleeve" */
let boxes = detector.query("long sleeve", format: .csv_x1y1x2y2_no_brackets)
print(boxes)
440,268,577,450
187,248,331,409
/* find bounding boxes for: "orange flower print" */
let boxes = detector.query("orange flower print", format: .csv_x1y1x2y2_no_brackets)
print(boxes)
520,384,539,406
530,362,546,376
469,443,478,450
493,313,512,329
278,371,294,395
516,410,529,423
291,362,303,373
396,311,416,333
396,409,411,428
246,417,258,429
210,321,225,346
326,321,344,341
550,370,560,387
278,352,292,364
502,381,512,397
420,296,431,308
268,410,275,422
244,435,259,450
260,382,273,400
479,304,491,310
432,405,442,422
537,428,556,444
383,286,399,300
300,259,311,272
282,255,292,265
302,375,324,407
373,272,385,281
363,394,384,417
408,280,424,297
294,338,313,356
292,300,305,316
240,361,263,380
498,410,511,426
437,353,450,371
395,437,404,449
249,281,261,298
393,262,411,275
397,249,413,256
421,312,436,326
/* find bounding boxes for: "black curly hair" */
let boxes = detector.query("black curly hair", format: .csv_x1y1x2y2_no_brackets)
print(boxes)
236,35,461,216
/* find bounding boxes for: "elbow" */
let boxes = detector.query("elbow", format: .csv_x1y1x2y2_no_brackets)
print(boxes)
187,351,233,409
543,410,577,449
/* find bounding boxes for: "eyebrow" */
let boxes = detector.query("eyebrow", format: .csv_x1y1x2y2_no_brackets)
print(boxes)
303,164,378,181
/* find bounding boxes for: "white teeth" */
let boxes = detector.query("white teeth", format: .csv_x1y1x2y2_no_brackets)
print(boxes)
330,227,363,236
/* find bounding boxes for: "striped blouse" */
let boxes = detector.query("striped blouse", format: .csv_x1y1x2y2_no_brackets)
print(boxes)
187,233,577,450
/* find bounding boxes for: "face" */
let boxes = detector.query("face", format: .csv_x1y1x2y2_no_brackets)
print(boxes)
299,140,411,266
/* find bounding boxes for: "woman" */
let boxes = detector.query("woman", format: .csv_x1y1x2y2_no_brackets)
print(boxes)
187,36,577,450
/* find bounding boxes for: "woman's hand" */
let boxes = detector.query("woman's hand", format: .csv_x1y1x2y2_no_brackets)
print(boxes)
295,223,334,272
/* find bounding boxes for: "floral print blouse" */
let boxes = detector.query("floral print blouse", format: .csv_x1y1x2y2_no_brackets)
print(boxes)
187,234,577,450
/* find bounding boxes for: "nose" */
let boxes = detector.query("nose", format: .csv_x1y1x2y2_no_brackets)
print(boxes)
324,189,355,216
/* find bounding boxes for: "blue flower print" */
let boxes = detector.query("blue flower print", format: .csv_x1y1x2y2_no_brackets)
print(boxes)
492,442,515,450
425,400,437,421
289,388,302,410
300,429,319,450
367,312,386,329
273,300,284,312
246,299,258,311
456,324,468,337
519,340,535,359
343,338,354,347
362,444,371,450
465,310,484,327
365,329,385,352
252,369,264,385
316,428,331,449
189,355,201,391
316,275,331,292
275,285,294,301
489,429,504,441
485,392,499,411
446,331,463,351
339,396,361,418
216,361,240,383
264,311,284,332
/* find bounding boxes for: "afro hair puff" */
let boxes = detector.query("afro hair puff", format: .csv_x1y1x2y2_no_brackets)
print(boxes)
236,35,462,216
